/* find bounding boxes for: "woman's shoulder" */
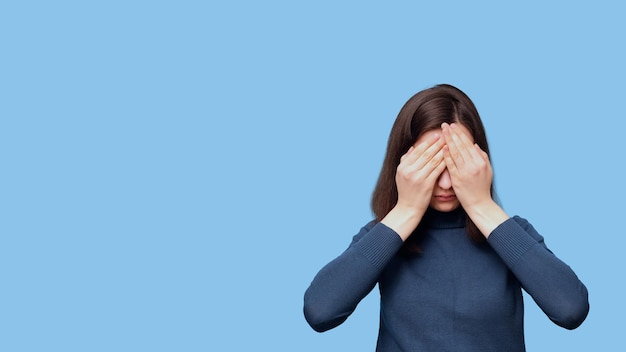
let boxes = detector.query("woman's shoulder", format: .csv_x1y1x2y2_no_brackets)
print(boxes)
510,215,530,227
349,220,378,243
348,219,402,248
508,215,545,242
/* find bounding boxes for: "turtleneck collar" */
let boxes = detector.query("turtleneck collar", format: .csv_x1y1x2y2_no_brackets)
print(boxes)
420,207,466,229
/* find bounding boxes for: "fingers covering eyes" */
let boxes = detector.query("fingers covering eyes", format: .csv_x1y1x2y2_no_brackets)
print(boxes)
402,134,443,165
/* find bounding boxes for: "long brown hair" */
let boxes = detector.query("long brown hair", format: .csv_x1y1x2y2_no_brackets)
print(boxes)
371,84,495,245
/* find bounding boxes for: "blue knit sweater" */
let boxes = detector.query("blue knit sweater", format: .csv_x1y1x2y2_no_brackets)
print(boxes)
304,208,589,351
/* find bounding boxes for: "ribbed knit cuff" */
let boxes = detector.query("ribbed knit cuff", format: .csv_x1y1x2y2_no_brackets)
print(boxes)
353,223,403,270
487,218,538,268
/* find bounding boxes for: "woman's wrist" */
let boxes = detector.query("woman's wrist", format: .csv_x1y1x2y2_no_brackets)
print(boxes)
381,205,424,242
463,199,509,238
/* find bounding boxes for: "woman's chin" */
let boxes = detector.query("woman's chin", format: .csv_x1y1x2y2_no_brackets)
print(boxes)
430,201,461,213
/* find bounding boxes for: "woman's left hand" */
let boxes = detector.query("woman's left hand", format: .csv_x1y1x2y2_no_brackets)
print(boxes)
441,122,509,237
441,122,493,210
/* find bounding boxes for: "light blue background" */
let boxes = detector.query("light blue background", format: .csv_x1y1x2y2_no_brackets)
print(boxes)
2,1,624,351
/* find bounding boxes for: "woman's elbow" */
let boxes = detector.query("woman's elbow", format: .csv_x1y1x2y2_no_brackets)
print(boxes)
551,293,590,330
303,294,349,332
304,306,334,332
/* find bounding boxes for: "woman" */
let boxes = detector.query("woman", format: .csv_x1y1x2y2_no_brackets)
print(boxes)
303,84,589,351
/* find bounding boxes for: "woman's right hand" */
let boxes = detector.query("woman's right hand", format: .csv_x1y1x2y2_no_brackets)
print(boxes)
382,133,446,240
396,132,446,214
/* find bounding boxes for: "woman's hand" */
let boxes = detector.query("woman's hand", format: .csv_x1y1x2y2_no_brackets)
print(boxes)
441,122,508,237
382,133,446,240
396,132,446,214
441,122,493,209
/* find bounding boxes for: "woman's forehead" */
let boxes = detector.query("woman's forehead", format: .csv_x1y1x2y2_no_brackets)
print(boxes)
415,124,473,144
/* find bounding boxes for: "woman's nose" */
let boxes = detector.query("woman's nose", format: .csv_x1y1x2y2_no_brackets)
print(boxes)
437,169,452,190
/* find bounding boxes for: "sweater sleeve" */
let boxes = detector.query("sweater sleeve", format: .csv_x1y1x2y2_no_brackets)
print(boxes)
487,216,589,329
303,221,403,332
